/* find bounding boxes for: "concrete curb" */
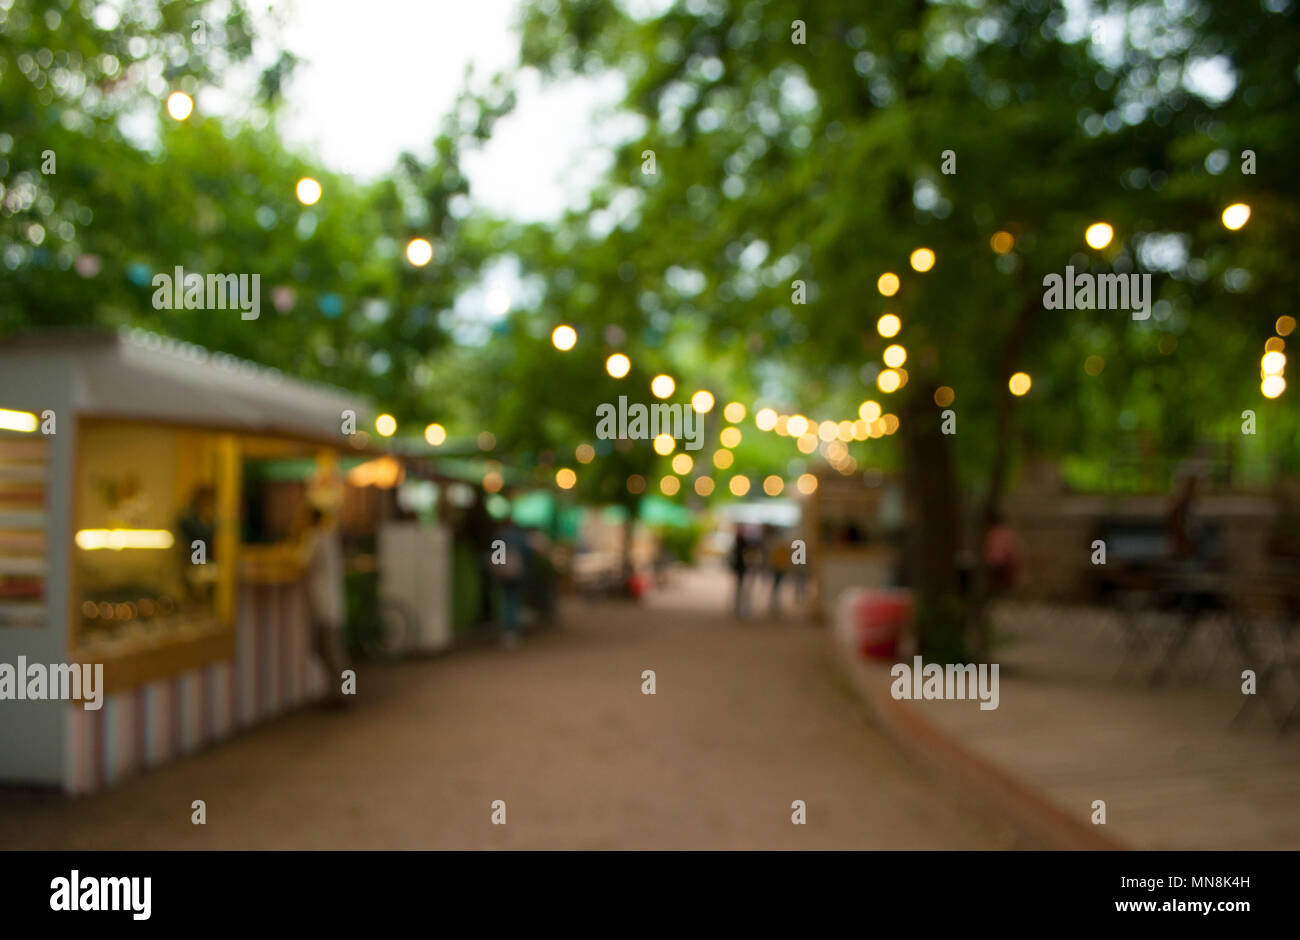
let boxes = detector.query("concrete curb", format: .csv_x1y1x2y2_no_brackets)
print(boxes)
830,635,1128,850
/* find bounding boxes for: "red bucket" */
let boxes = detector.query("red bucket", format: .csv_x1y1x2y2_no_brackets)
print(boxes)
842,588,912,660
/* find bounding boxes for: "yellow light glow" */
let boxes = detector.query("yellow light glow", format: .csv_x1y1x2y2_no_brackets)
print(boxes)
405,238,433,266
858,401,881,423
1085,222,1114,249
576,443,595,464
934,386,955,407
0,408,38,433
910,248,935,273
729,475,751,496
424,423,446,446
877,369,901,393
720,426,742,448
775,414,791,436
295,176,322,206
876,314,901,338
1277,316,1296,337
605,353,631,378
883,344,907,368
660,475,680,496
1084,355,1105,377
166,91,193,121
787,415,809,437
990,231,1014,254
671,453,693,475
882,414,900,435
755,407,778,431
478,431,496,450
1222,203,1251,231
653,433,676,456
836,420,855,442
694,476,714,496
723,401,746,423
556,468,577,489
1262,375,1286,399
1262,351,1287,375
483,470,504,494
651,374,676,399
796,433,818,454
76,529,175,551
1009,372,1032,396
713,448,734,469
818,420,837,442
551,324,577,350
796,473,818,495
763,475,785,496
1265,337,1285,354
375,414,397,437
877,272,900,296
691,390,715,413
348,455,405,489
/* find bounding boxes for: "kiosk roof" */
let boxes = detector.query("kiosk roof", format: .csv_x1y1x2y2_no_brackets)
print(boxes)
0,328,375,446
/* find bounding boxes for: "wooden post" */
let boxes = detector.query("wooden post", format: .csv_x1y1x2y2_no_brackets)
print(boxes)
215,434,240,624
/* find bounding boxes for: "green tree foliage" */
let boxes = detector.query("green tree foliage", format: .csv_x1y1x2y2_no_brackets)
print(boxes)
0,0,511,425
508,0,1300,652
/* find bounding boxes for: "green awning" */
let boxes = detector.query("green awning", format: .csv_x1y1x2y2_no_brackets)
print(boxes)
247,457,369,481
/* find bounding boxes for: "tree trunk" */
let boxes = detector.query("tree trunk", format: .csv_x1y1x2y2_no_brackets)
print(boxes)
900,385,963,659
967,296,1040,658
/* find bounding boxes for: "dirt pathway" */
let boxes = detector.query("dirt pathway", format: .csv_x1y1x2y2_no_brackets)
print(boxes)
0,568,1013,849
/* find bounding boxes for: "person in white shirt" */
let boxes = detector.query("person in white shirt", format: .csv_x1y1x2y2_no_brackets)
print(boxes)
301,506,349,705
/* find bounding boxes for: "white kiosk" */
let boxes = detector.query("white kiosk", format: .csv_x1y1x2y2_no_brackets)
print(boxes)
0,329,375,792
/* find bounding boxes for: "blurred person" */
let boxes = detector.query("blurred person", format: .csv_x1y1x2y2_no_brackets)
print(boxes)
1167,469,1201,561
730,525,753,619
177,484,217,604
463,492,495,624
301,506,350,705
493,517,528,649
654,537,674,588
983,509,1022,594
764,524,792,617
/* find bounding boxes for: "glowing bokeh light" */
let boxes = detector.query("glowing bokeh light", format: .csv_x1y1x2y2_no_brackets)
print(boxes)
1085,222,1114,249
405,238,433,266
166,91,193,121
1222,203,1251,231
551,325,577,350
606,353,631,378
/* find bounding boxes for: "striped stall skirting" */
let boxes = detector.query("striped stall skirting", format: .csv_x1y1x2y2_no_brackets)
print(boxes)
63,582,326,794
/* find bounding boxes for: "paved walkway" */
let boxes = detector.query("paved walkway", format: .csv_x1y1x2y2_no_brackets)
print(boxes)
0,568,1013,849
842,603,1300,850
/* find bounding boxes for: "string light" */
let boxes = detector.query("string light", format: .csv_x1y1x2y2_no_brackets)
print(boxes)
1085,222,1114,249
1222,203,1251,231
551,325,577,350
166,91,193,121
606,353,631,378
